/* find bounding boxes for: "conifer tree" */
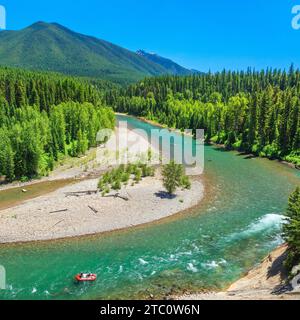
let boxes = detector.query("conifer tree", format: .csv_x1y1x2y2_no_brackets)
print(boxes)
283,187,300,270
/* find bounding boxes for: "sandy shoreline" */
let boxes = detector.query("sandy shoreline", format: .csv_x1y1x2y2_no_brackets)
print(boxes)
175,245,300,300
0,122,159,192
0,121,204,244
117,113,300,171
0,173,203,244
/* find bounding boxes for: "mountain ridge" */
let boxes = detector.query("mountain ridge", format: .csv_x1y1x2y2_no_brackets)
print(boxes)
136,49,198,75
0,22,199,84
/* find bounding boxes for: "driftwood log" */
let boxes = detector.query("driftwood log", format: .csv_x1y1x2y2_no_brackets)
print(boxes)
88,206,98,214
49,209,68,214
104,193,129,201
65,190,98,197
50,219,65,229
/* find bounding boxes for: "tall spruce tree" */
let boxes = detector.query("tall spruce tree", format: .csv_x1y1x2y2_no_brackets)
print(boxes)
283,187,300,270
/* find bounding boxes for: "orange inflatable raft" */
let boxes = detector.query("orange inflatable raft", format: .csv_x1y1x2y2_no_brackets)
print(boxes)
75,273,97,282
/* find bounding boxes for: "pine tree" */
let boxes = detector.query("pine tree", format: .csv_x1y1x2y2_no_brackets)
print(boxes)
283,187,300,270
15,80,27,107
247,94,258,151
279,94,292,155
5,144,15,181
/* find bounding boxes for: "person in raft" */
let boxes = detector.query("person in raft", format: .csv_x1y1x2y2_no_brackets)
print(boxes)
80,273,92,279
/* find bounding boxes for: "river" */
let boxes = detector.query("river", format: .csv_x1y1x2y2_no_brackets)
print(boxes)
0,115,299,300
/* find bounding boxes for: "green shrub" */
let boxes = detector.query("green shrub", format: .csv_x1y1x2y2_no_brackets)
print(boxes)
180,175,191,190
285,152,300,166
162,161,191,195
140,164,155,177
112,180,122,191
263,144,279,159
126,164,134,174
121,172,130,183
98,180,105,191
134,168,142,183
98,163,155,194
225,132,236,150
210,135,219,143
283,187,300,272
20,176,29,183
232,140,242,150
101,186,110,197
251,144,259,155
218,132,227,144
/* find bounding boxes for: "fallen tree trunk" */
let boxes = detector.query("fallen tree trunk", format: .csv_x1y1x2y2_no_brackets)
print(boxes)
49,209,68,214
65,190,98,197
104,193,129,201
88,205,98,214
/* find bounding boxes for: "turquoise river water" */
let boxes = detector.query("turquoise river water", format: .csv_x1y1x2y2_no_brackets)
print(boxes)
0,115,299,300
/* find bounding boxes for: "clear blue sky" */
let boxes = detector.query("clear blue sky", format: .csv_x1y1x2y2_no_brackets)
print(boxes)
1,0,300,72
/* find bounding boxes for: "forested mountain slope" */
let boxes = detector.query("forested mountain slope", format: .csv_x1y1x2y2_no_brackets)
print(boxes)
0,67,115,180
0,22,195,84
136,50,195,76
108,68,300,165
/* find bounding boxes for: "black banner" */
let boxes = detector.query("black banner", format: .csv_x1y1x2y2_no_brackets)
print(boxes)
0,300,296,319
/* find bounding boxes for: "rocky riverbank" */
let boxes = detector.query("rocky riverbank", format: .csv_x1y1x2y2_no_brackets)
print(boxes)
176,245,300,300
